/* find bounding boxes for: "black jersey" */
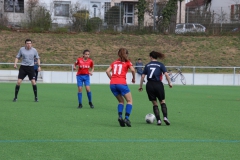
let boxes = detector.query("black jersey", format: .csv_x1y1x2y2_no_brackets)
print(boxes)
143,61,167,81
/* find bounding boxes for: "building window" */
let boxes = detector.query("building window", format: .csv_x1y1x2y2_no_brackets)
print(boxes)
104,2,110,12
124,3,134,24
4,0,24,13
92,4,97,17
114,3,120,6
54,1,71,17
231,4,240,21
104,2,110,22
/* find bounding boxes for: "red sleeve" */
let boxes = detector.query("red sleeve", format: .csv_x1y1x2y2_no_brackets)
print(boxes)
75,58,79,65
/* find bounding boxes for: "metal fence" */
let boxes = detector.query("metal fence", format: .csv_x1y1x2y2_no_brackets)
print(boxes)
1,63,240,85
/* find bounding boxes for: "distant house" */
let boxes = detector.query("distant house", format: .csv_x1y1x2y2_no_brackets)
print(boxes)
186,0,240,23
1,0,185,28
186,0,205,10
210,0,240,23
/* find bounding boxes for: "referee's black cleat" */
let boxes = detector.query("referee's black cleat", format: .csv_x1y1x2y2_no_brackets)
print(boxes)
124,118,131,127
13,98,17,102
78,104,82,109
118,117,125,127
89,102,94,109
35,98,39,102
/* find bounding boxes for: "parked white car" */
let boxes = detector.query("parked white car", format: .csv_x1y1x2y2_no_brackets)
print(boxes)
175,23,206,34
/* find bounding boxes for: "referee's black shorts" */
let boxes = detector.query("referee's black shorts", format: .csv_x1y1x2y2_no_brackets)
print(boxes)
18,65,35,80
146,80,165,102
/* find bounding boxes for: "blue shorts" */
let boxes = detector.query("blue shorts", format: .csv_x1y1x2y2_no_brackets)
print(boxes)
110,84,130,96
76,75,90,87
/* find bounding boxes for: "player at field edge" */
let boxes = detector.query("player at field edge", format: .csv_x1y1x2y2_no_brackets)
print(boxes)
74,49,94,109
106,48,135,127
138,51,172,126
13,39,41,102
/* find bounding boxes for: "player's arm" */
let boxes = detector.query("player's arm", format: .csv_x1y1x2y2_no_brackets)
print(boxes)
106,66,112,79
129,66,135,83
14,58,19,69
73,59,78,70
139,74,145,92
89,61,94,76
89,66,94,76
37,58,41,71
164,72,172,88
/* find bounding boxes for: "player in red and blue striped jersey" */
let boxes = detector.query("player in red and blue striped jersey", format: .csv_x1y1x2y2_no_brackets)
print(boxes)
74,49,94,109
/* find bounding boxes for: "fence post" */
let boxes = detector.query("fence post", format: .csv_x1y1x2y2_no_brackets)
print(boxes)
71,64,74,83
221,7,223,32
193,67,195,85
233,67,236,85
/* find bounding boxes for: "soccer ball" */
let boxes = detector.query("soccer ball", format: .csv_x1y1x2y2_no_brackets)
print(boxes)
145,113,156,124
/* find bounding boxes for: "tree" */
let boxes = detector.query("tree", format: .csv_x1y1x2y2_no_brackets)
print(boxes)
27,0,39,23
26,0,52,31
136,0,147,29
105,6,124,28
162,0,178,33
72,10,89,32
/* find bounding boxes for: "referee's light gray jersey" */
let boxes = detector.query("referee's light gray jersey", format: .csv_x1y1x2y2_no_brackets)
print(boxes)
16,47,40,66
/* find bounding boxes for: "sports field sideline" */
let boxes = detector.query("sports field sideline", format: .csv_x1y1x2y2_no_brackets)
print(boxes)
1,83,239,160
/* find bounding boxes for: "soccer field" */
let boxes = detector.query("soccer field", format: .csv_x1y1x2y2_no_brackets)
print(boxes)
1,83,240,160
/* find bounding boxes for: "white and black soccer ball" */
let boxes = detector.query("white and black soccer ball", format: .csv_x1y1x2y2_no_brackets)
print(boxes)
145,113,156,124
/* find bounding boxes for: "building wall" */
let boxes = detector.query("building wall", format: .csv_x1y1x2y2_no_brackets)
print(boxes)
177,1,186,23
2,0,186,27
3,0,110,25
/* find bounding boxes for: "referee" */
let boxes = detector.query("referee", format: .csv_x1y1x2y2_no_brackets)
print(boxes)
138,51,172,125
13,39,41,102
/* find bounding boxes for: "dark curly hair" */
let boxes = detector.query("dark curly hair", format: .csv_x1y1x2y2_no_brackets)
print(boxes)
149,51,165,59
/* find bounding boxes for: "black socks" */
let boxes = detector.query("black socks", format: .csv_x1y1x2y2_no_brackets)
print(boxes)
15,85,20,98
153,105,160,120
32,85,37,98
161,103,168,118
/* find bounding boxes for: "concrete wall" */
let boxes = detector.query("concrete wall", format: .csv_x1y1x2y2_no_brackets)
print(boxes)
1,70,239,85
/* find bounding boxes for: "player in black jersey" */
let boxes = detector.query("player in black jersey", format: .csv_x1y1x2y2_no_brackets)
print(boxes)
138,51,172,125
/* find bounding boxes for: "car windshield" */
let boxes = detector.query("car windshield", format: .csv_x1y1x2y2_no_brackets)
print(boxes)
176,24,184,29
185,24,194,29
195,24,204,29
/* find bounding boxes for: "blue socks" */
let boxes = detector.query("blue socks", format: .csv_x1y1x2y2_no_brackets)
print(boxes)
78,92,92,104
125,104,132,120
78,92,82,104
87,91,92,102
118,104,132,119
118,104,124,118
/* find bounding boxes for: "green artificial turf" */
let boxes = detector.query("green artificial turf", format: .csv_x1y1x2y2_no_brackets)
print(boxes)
0,83,240,160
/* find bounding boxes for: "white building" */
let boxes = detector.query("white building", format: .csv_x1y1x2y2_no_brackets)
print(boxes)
1,0,185,27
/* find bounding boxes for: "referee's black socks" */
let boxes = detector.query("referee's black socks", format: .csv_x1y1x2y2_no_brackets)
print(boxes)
32,85,37,98
15,85,20,98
